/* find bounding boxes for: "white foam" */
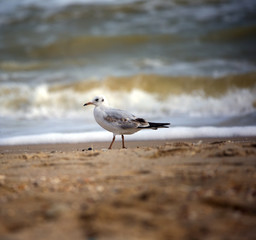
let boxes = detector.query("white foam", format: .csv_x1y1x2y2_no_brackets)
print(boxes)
1,83,255,120
0,126,255,146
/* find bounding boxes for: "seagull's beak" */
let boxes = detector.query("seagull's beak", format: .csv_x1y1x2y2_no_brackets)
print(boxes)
83,102,93,106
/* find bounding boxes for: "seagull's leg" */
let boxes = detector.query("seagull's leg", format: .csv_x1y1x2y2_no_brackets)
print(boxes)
121,135,126,149
108,135,116,149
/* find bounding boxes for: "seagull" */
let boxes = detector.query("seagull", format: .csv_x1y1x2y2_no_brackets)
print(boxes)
83,96,170,149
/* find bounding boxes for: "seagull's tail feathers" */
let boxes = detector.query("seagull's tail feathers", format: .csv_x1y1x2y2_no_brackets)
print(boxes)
139,122,170,130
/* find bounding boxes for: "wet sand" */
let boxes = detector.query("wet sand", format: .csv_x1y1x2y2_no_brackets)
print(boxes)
0,138,256,240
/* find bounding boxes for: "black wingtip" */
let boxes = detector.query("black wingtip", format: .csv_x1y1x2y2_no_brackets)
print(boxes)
138,122,171,129
149,122,171,128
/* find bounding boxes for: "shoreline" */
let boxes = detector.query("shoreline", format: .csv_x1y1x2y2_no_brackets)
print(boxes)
1,136,256,154
1,126,256,148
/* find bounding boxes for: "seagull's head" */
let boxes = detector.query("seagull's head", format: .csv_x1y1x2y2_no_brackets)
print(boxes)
83,96,107,107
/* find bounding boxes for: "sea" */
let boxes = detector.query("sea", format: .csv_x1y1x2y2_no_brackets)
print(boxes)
0,0,256,145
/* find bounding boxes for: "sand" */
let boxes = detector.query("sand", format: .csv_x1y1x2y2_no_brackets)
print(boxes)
0,137,256,240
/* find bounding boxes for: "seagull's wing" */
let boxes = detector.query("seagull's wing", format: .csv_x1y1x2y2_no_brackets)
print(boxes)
104,108,149,129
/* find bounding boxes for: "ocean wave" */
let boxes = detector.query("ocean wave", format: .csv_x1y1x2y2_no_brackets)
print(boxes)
0,126,256,146
202,24,256,42
29,34,178,59
1,58,255,79
0,61,51,72
50,72,256,97
0,73,255,119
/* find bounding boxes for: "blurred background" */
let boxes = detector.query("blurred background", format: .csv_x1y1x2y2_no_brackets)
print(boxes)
0,0,256,144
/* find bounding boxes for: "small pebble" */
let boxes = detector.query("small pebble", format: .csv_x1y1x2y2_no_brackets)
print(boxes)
82,147,93,151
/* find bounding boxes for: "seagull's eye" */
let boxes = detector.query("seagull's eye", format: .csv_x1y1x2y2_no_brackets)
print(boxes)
95,98,99,102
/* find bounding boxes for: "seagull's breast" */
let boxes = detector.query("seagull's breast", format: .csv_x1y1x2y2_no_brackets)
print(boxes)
93,106,119,134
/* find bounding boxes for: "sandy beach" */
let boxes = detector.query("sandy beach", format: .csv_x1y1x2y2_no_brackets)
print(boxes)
0,137,256,240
